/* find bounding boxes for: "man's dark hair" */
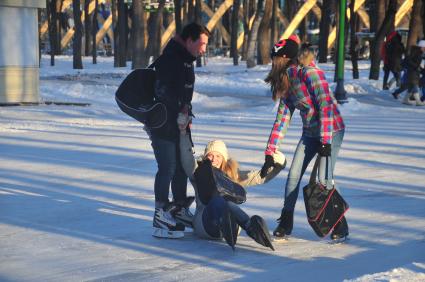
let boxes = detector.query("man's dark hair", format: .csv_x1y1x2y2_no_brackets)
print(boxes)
180,22,210,41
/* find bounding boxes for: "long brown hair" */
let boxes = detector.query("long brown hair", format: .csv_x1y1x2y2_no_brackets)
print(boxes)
264,57,294,101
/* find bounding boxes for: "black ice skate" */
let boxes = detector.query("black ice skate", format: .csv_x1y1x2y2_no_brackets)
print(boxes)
246,215,275,251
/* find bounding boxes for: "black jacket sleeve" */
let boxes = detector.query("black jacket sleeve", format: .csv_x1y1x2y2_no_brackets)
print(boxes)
155,54,188,113
193,160,219,205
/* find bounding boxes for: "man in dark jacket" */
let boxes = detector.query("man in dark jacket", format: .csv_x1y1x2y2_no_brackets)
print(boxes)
149,22,210,239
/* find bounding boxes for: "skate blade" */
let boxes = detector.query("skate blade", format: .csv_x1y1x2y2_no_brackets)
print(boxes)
272,235,290,243
329,236,349,245
175,218,193,229
152,227,184,239
259,230,274,251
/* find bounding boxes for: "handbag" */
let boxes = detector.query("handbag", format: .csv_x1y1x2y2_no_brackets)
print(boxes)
303,156,349,238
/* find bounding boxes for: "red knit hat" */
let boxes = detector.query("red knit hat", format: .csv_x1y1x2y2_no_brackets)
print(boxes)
271,38,299,59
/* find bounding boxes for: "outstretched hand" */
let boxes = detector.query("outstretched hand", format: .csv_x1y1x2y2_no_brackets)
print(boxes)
260,155,275,178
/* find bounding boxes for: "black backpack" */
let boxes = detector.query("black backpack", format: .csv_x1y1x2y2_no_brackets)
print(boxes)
115,63,167,128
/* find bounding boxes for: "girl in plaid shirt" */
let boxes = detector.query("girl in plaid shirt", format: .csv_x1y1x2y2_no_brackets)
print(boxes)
260,39,348,241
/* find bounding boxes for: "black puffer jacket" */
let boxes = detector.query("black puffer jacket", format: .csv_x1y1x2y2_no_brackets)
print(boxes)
150,36,196,141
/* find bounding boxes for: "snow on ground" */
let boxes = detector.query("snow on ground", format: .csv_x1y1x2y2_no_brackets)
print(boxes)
0,56,424,282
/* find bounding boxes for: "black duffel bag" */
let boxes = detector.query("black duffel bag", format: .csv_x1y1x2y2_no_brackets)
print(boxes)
115,62,167,128
303,156,349,238
194,159,246,205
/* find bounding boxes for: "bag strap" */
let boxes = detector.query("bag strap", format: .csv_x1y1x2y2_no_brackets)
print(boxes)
147,61,156,69
148,56,160,69
309,156,320,185
309,155,334,188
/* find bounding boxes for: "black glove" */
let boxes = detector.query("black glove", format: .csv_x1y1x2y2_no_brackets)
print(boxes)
260,155,275,178
318,143,332,157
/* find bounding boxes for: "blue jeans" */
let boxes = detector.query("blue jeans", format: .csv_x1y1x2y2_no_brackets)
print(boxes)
283,130,345,212
202,196,250,238
151,136,187,207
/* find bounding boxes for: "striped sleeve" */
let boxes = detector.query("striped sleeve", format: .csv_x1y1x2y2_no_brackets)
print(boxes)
303,68,334,144
265,98,292,155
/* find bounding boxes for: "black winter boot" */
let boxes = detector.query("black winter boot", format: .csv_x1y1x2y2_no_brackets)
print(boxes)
331,216,349,241
273,209,294,239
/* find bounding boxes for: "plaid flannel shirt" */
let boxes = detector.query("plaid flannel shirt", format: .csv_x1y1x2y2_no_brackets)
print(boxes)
265,65,345,155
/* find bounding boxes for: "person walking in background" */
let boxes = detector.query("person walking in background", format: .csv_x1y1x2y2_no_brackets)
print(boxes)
417,40,425,103
381,31,405,90
177,115,286,249
260,37,348,241
148,23,210,239
393,44,424,106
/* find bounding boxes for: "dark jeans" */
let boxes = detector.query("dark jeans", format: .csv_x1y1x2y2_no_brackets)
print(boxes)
151,135,187,207
383,69,400,88
202,196,250,238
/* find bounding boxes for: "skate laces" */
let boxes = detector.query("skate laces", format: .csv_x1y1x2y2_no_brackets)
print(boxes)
180,207,193,218
155,208,176,226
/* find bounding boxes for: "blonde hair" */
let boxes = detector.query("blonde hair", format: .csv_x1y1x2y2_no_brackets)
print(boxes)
204,155,240,183
264,56,293,101
221,158,240,183
298,48,315,67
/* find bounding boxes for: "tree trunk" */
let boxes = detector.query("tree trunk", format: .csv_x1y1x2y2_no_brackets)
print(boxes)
154,13,163,59
257,0,272,65
246,0,264,68
174,0,182,34
241,0,250,60
349,0,359,79
84,0,91,56
55,0,62,55
284,0,296,21
376,0,385,32
182,0,188,25
112,0,118,67
299,5,307,43
116,0,127,67
270,0,277,46
423,2,425,42
195,0,202,67
318,0,331,63
73,0,83,69
231,0,241,65
146,0,166,62
188,0,194,22
368,0,376,32
406,0,423,53
131,0,147,68
92,0,98,64
125,4,132,62
47,0,55,65
369,0,397,80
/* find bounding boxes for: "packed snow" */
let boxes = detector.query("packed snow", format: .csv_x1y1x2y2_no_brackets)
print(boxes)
0,55,424,282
